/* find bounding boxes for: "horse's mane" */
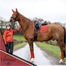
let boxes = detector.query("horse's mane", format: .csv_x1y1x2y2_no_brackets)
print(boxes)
18,12,29,21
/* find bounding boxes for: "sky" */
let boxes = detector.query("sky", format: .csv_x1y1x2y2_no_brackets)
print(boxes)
0,0,66,23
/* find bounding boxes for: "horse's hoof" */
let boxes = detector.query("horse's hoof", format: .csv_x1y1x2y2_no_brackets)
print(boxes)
30,58,34,62
59,59,64,63
65,62,66,64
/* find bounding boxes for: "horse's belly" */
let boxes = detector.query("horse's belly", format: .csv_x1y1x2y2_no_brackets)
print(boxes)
37,33,52,41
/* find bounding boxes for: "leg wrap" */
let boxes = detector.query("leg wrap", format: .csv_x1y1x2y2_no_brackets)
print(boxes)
31,51,35,58
61,51,64,59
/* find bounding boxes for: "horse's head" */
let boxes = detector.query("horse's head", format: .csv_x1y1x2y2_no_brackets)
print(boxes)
10,8,19,22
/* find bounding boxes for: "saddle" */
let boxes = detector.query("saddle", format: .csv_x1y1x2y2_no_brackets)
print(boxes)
34,21,48,41
34,21,47,32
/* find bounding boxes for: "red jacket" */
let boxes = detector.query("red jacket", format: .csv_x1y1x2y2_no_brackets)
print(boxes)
4,27,21,44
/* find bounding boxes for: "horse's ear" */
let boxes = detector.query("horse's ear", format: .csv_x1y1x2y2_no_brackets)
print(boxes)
12,9,15,13
16,8,18,13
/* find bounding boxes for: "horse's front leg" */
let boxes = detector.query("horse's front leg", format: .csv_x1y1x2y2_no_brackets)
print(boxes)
28,40,35,62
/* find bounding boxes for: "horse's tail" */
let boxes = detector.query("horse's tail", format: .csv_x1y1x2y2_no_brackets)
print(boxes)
62,27,66,57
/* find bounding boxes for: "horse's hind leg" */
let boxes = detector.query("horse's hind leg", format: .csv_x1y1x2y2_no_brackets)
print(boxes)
65,45,66,57
57,41,65,63
64,45,66,64
28,40,35,62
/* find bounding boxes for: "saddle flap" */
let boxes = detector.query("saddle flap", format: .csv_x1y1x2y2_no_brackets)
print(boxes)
40,25,48,33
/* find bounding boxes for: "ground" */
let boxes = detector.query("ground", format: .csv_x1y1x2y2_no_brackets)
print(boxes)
14,43,66,65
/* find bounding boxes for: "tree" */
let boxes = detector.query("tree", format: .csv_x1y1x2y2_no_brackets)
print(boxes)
47,21,51,24
32,17,44,22
53,22,62,26
0,20,5,34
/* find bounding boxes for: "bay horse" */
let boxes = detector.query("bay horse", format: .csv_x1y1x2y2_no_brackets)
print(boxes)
10,8,66,63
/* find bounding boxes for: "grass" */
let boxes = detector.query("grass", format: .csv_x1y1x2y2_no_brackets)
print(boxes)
13,35,26,41
13,35,27,50
14,42,26,50
36,42,61,58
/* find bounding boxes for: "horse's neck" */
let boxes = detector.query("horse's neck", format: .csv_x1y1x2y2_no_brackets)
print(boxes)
18,13,29,31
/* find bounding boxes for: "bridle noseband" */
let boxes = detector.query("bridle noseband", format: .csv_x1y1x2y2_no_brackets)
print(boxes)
11,13,18,22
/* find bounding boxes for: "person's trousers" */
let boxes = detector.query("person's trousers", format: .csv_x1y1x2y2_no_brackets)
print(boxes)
5,42,14,55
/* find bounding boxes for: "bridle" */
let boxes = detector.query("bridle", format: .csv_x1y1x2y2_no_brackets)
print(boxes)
11,13,31,32
11,13,18,22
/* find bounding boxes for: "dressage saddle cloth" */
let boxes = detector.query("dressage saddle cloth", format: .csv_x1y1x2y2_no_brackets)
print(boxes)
34,21,48,41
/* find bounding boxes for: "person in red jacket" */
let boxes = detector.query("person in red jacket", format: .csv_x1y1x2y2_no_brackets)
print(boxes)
4,23,22,54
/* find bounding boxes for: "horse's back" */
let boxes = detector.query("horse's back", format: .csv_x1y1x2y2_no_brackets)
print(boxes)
48,24,64,33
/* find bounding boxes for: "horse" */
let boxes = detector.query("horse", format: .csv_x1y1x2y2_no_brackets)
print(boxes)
10,8,66,63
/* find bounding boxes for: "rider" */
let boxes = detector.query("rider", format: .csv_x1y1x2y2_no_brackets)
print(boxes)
4,23,21,54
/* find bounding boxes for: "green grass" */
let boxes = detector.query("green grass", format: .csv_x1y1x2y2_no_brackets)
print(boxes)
13,35,26,41
14,42,26,50
36,42,61,58
13,35,27,50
